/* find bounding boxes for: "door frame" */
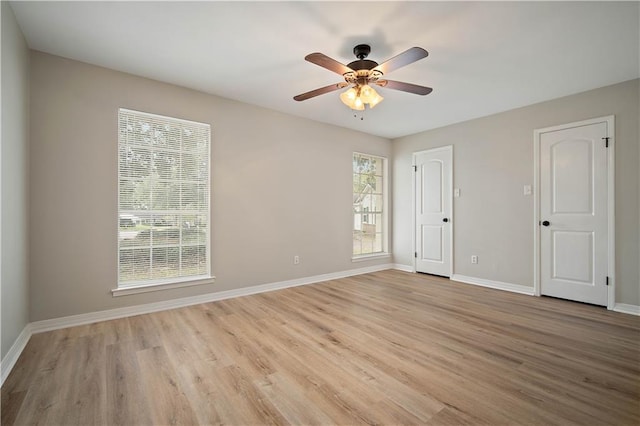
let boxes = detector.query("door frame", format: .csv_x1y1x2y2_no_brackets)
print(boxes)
533,116,615,309
412,145,454,276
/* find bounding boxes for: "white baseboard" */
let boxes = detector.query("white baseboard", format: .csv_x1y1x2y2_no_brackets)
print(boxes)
30,263,394,334
393,264,414,273
1,324,33,386
451,274,535,296
613,303,640,316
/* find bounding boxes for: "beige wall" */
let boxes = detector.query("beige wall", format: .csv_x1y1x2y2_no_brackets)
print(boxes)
19,50,640,324
29,52,391,321
393,79,640,305
1,3,30,359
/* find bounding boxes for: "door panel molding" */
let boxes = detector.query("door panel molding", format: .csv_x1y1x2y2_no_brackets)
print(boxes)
533,116,615,309
421,225,444,262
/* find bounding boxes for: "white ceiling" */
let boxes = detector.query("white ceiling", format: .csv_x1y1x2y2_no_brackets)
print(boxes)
10,1,640,139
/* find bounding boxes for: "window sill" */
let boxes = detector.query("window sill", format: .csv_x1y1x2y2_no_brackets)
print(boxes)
351,253,391,263
112,275,216,297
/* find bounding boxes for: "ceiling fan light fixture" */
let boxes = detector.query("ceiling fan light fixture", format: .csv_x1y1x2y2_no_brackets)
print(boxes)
360,85,383,108
339,87,358,106
359,85,374,103
340,85,383,110
353,96,365,110
368,91,384,109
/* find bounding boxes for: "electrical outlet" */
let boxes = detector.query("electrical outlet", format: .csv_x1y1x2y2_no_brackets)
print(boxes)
471,255,478,264
454,188,461,198
294,255,300,265
523,185,532,196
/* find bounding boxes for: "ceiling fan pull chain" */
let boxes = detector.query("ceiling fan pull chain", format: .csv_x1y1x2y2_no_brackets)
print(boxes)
353,110,365,121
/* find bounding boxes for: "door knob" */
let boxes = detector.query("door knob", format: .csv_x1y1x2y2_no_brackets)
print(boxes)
541,220,550,226
443,218,449,223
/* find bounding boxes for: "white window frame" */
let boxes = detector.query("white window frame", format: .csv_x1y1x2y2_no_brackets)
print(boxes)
113,108,214,296
352,152,390,261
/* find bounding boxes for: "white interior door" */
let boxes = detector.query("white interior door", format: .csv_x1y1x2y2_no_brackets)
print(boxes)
414,146,452,277
539,119,611,306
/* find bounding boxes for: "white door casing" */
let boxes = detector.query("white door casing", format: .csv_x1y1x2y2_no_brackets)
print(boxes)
534,116,614,308
413,146,453,277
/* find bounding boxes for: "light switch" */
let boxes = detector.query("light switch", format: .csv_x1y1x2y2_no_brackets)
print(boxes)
454,188,460,198
523,185,532,196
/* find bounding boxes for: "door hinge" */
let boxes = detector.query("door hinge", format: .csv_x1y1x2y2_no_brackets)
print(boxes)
412,165,417,172
606,276,609,286
414,252,418,258
603,137,610,148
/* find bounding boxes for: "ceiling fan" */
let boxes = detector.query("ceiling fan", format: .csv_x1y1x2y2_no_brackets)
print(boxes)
293,44,433,110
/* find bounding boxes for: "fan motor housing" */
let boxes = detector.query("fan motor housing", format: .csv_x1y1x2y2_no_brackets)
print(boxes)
347,59,378,71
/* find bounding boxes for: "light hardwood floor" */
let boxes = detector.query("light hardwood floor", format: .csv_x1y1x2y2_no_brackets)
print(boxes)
2,270,639,425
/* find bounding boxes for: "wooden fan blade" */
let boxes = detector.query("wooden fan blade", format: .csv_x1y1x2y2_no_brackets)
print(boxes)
372,47,428,75
374,80,433,95
305,53,354,76
294,82,348,101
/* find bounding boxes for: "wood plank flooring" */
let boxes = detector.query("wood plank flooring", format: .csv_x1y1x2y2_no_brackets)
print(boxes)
2,270,639,425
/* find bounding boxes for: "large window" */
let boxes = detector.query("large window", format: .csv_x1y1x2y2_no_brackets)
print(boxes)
118,109,210,288
353,153,388,258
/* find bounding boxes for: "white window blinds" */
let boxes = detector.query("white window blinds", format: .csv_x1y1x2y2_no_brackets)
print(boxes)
118,109,210,287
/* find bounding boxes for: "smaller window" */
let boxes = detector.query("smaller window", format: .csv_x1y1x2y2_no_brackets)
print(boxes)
353,153,388,258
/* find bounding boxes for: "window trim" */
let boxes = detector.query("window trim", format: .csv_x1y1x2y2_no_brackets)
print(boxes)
115,108,213,294
112,275,215,297
351,253,391,263
352,152,390,260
